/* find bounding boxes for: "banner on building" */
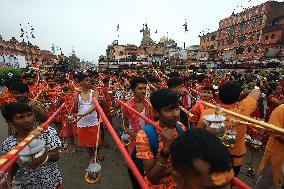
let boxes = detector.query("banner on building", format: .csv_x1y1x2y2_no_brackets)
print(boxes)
0,54,27,68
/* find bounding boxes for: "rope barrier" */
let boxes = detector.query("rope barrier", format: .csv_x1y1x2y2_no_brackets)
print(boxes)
0,102,66,175
92,97,150,189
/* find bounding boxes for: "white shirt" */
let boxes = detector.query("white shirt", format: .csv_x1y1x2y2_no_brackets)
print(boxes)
77,90,99,127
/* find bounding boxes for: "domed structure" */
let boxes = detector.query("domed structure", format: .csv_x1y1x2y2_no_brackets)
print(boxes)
159,36,168,43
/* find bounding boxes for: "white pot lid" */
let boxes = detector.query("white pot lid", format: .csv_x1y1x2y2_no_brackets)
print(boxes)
19,139,45,156
204,114,226,122
86,162,101,173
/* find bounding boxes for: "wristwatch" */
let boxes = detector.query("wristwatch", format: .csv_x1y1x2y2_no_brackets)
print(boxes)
160,150,170,158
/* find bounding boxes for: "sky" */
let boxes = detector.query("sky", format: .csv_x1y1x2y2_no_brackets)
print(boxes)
0,0,271,63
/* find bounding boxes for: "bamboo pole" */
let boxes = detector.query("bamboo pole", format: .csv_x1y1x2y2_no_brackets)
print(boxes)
179,106,194,117
200,100,284,135
229,118,267,130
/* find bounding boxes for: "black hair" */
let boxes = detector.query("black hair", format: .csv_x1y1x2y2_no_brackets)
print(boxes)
129,76,148,90
46,76,55,82
4,77,21,90
184,76,191,82
77,73,89,83
2,102,33,122
219,81,242,104
102,78,109,84
267,82,277,96
167,72,180,78
167,77,183,89
9,82,29,93
146,75,161,83
88,70,99,78
196,74,206,83
171,128,232,176
23,73,34,79
203,85,216,95
150,88,179,111
59,78,69,84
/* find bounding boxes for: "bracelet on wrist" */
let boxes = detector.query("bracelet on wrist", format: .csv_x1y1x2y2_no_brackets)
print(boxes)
41,154,49,165
156,161,167,168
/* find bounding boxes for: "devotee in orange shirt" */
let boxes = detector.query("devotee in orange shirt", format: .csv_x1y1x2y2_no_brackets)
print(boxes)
196,81,260,176
255,104,284,189
136,89,186,189
189,86,215,128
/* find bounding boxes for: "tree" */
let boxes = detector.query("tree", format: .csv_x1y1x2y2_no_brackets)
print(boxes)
67,49,80,69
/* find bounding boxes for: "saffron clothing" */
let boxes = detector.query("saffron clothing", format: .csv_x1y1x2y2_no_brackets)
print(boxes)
197,96,257,167
136,121,186,189
258,105,284,187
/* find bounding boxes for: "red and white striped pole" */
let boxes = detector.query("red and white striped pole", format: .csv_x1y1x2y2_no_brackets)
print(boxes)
0,103,66,174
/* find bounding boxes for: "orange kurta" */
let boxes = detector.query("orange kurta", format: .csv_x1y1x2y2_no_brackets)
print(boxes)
196,96,257,166
136,122,186,189
258,104,284,187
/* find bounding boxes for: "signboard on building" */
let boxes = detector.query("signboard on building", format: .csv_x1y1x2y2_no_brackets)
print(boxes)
0,54,27,68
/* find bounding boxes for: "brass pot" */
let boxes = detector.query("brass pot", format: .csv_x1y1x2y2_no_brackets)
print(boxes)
222,129,237,148
203,114,226,137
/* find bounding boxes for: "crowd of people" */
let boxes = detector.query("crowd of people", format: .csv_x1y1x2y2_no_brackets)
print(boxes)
0,66,283,189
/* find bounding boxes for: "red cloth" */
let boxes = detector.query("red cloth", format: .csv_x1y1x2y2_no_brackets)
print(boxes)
59,92,77,137
101,85,112,117
204,78,211,87
77,125,102,147
250,107,260,118
43,85,62,123
122,98,153,154
189,102,205,124
218,76,227,87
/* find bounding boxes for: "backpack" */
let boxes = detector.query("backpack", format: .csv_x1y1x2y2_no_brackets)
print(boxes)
131,122,183,177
